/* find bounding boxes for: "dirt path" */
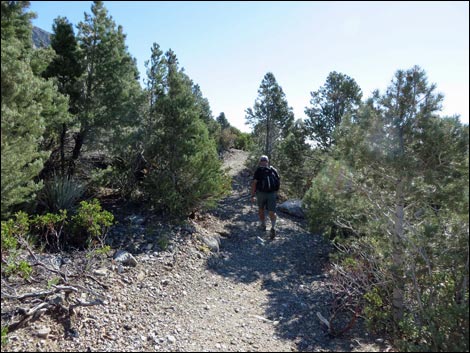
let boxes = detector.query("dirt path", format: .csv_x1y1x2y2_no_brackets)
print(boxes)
2,149,387,352
182,149,385,352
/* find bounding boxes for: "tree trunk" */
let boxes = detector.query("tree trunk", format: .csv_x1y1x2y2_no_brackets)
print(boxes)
265,117,271,159
60,123,67,176
392,177,405,325
68,129,85,176
392,125,406,326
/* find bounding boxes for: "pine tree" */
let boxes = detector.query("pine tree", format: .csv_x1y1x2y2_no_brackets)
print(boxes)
245,72,294,162
71,0,143,175
43,17,82,114
1,1,33,52
305,71,362,150
142,45,229,216
1,1,69,218
305,66,469,347
145,42,165,118
366,67,468,330
278,119,311,197
42,16,84,175
216,112,230,130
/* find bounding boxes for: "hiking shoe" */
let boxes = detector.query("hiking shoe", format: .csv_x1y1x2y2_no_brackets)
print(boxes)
258,223,266,231
270,228,276,239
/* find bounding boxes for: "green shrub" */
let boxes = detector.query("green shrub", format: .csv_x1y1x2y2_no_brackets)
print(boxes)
4,259,32,278
38,175,85,212
143,147,230,217
90,160,140,200
157,234,169,250
363,287,393,334
303,160,354,238
234,132,253,151
71,199,114,248
1,211,32,278
47,277,61,288
397,282,469,352
2,200,115,253
31,210,68,251
1,326,8,347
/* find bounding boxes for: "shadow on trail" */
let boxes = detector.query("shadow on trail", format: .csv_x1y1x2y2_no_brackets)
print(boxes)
205,169,376,352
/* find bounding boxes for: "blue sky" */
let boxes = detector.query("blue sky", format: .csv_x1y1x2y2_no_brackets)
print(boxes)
29,1,469,132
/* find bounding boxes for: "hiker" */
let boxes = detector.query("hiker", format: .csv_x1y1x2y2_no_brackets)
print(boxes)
251,155,280,239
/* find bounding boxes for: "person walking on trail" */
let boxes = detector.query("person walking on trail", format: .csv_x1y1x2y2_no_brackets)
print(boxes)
251,155,280,239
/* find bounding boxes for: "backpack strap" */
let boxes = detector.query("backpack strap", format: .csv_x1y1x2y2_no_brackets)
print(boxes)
270,166,279,179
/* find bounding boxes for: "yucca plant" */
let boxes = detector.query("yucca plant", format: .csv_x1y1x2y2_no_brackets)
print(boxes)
38,175,85,212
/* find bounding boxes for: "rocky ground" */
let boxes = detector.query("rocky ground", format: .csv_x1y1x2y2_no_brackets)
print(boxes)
1,149,393,352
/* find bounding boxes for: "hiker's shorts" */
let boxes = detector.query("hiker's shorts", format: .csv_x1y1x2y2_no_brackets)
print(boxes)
256,191,277,212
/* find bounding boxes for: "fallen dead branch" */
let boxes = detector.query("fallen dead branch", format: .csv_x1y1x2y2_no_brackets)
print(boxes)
2,243,108,336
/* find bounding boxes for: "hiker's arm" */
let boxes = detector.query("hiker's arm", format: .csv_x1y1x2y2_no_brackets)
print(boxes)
251,180,257,198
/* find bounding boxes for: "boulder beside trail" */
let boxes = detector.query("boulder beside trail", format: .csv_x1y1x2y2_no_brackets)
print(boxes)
278,199,305,218
113,249,138,267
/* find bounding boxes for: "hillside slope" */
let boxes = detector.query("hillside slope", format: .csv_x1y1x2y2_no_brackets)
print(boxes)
1,149,390,352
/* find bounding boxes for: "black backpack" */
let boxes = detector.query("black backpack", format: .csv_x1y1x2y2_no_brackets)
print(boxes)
257,166,280,192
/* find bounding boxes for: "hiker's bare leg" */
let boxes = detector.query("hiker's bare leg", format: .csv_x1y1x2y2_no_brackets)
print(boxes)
269,211,277,238
258,207,266,223
268,211,276,228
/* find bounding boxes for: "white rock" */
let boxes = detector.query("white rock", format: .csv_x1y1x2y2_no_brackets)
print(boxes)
36,327,50,338
278,199,305,218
